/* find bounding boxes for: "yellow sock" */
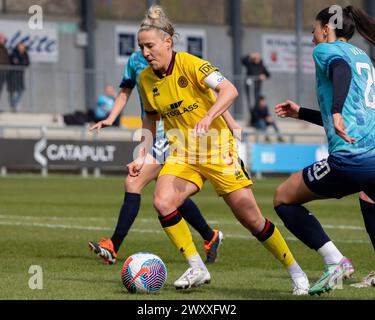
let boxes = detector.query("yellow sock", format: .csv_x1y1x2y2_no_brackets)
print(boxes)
159,210,198,259
257,219,296,268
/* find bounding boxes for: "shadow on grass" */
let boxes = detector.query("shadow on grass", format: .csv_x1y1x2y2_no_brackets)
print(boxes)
53,277,120,285
55,254,100,261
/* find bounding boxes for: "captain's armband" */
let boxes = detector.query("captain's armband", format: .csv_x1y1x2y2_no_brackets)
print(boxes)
203,71,227,90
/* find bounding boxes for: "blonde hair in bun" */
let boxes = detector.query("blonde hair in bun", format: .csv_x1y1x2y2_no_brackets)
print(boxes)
139,5,176,41
147,5,163,20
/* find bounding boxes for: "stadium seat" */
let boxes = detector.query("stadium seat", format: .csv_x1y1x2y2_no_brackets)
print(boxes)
120,116,142,129
0,112,64,127
239,118,326,144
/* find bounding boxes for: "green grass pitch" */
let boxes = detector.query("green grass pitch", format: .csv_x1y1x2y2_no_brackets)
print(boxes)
0,175,373,300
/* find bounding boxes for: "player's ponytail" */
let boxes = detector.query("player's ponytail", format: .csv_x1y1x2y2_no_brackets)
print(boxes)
139,5,176,42
316,5,375,45
345,6,375,46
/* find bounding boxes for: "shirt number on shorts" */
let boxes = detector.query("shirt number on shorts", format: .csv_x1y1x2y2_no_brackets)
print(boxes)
312,159,331,180
153,138,169,156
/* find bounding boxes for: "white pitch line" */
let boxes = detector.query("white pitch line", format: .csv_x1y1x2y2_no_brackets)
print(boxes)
0,221,113,231
0,214,114,222
0,214,366,231
0,220,370,244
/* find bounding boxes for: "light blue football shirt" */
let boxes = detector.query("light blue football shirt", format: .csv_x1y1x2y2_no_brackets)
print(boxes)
95,94,115,120
313,41,375,159
121,51,164,138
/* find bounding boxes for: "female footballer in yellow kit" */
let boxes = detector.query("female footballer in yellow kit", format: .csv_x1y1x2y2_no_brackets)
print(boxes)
128,5,309,295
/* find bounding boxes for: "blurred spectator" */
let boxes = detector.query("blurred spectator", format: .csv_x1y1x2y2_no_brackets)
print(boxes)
63,110,89,126
94,85,120,126
0,33,10,107
250,95,284,142
241,52,270,118
62,85,119,126
8,42,30,112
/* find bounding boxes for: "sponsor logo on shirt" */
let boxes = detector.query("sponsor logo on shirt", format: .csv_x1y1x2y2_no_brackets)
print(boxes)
153,87,160,97
161,102,199,119
170,100,184,110
199,63,215,76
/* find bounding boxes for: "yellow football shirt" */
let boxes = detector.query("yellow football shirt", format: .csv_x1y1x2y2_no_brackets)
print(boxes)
139,51,234,163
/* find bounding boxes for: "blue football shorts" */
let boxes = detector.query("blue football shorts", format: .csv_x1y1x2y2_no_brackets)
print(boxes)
150,136,170,165
303,155,375,202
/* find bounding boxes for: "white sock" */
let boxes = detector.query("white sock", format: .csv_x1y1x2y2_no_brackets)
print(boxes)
317,241,343,265
187,253,207,271
287,261,305,279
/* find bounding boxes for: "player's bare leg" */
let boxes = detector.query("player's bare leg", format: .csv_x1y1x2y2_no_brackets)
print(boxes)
273,171,325,206
222,187,264,233
154,175,210,289
125,153,162,193
223,187,309,295
153,174,199,216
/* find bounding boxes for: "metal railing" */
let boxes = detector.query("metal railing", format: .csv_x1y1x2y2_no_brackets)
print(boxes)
0,65,108,114
0,124,326,142
0,65,317,119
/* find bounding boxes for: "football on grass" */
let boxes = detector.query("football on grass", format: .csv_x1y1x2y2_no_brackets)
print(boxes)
121,252,167,293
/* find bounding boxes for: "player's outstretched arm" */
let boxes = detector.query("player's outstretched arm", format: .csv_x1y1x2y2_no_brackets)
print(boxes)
90,87,132,132
275,100,325,127
194,79,238,137
332,113,356,144
127,112,158,176
274,100,300,119
222,110,242,141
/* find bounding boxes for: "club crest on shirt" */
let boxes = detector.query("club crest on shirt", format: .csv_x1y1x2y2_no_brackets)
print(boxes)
178,76,188,88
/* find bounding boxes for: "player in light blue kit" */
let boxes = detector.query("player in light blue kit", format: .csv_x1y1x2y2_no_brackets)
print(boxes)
273,5,375,295
88,49,243,265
